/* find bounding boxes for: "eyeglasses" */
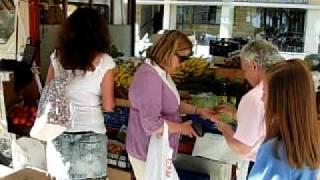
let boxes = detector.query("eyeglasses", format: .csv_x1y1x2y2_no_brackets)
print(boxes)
175,53,190,63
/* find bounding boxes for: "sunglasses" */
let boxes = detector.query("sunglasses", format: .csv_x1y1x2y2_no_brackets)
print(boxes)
175,53,190,63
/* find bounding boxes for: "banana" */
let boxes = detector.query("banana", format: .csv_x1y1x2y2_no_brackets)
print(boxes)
193,71,203,77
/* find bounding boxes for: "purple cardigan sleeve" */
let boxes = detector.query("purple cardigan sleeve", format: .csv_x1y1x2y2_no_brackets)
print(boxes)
130,71,164,135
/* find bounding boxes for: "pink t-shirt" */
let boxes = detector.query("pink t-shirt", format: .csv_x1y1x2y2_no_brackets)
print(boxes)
234,82,266,161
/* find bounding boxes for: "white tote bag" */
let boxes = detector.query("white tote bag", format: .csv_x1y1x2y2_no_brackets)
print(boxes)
144,122,179,180
30,72,73,141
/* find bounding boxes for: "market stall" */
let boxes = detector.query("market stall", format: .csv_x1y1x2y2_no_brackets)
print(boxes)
2,0,320,179
108,53,252,180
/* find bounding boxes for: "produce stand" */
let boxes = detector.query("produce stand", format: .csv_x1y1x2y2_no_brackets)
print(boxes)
0,55,249,179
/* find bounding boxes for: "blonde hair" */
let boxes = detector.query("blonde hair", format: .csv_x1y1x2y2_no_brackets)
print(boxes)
240,40,283,69
148,30,192,70
265,59,320,169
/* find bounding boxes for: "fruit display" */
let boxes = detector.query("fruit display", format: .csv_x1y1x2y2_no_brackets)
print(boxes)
114,57,216,98
114,58,143,98
107,139,131,169
8,106,37,128
115,66,133,92
7,105,37,136
218,113,236,124
215,103,237,124
191,93,218,109
172,57,214,83
108,140,125,154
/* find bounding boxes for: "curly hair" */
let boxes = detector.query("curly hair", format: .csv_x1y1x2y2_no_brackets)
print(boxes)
57,7,111,72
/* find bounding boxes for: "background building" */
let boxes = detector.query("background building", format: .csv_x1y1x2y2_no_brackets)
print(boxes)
135,0,320,58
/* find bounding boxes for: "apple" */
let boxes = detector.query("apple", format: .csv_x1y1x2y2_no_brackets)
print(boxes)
12,117,20,125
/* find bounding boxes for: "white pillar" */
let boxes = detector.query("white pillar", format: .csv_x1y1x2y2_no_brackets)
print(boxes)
170,5,177,30
304,9,320,54
219,6,234,39
113,0,125,24
163,3,171,30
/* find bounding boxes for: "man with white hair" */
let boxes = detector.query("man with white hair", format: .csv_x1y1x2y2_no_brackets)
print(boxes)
212,39,283,172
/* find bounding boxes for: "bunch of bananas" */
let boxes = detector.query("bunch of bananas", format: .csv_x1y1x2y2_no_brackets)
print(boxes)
114,59,142,98
115,66,133,90
173,58,213,83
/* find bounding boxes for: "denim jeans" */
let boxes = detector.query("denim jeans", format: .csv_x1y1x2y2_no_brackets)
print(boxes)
47,132,107,180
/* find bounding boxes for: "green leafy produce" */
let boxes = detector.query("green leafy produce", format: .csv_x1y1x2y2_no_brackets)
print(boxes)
191,93,218,108
219,113,236,124
110,44,124,58
233,78,242,85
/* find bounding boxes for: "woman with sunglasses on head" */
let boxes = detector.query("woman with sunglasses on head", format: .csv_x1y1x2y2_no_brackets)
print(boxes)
126,30,214,180
248,59,320,179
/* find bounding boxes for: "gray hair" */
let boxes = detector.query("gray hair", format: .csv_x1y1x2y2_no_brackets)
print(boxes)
240,39,283,69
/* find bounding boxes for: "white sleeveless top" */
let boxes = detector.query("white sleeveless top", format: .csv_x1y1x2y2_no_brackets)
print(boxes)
50,52,115,134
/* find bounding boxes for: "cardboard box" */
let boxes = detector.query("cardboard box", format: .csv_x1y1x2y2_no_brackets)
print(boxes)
108,167,132,180
1,167,50,180
1,165,132,180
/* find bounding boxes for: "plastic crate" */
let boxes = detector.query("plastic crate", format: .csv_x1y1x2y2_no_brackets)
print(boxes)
104,106,129,129
107,140,131,169
108,153,131,169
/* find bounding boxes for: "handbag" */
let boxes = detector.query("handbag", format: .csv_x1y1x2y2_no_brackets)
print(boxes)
30,71,74,141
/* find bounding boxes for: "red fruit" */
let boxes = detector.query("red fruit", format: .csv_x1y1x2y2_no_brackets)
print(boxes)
30,107,37,113
12,117,19,125
31,111,37,118
11,107,19,114
26,122,33,127
22,113,28,118
22,106,28,112
30,116,36,122
15,112,20,117
20,118,27,125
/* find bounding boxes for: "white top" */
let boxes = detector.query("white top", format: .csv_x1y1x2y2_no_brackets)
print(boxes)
50,52,115,134
234,82,266,161
145,58,180,104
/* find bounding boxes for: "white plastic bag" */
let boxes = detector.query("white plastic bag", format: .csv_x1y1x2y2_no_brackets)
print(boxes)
12,137,46,170
144,122,179,180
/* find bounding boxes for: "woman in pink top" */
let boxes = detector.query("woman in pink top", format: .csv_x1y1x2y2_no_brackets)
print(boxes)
211,40,283,163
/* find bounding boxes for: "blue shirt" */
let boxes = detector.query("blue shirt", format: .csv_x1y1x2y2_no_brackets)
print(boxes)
248,138,319,180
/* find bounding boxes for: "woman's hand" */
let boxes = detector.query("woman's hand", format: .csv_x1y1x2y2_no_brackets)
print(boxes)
179,120,198,138
210,116,233,133
197,107,216,119
213,104,236,120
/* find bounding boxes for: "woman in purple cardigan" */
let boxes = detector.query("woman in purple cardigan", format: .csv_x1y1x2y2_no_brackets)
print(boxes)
126,30,214,180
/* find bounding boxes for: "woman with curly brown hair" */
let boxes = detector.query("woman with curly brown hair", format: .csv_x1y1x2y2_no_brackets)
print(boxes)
45,7,115,179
